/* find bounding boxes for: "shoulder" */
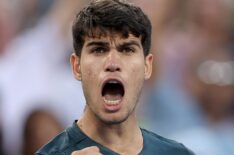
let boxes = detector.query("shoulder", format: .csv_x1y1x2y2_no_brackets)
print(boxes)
35,126,85,155
141,129,195,155
35,129,71,155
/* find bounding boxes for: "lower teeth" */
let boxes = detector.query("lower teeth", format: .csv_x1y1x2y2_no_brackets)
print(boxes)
103,98,121,105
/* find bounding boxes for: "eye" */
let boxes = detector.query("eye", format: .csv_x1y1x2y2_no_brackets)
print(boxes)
91,47,107,54
122,47,135,53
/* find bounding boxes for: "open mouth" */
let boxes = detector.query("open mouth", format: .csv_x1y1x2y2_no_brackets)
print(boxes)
102,79,125,105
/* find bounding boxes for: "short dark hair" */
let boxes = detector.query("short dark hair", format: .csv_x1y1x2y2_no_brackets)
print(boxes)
72,0,152,57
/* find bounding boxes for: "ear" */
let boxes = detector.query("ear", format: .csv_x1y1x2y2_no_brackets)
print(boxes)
70,53,82,81
144,53,153,80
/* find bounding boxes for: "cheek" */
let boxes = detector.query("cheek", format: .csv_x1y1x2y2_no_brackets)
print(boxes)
126,60,145,91
83,68,95,79
80,61,100,97
129,60,145,79
81,60,99,81
81,65,101,106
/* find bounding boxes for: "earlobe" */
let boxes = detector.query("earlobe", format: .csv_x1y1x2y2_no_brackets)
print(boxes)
77,65,82,81
70,53,82,81
144,53,153,80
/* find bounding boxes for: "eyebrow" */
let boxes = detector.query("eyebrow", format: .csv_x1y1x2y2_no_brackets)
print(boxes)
119,40,141,48
86,41,109,47
86,40,141,48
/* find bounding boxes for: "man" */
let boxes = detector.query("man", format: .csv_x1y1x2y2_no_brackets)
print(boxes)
36,0,195,154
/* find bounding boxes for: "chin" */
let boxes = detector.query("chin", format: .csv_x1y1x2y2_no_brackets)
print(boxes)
97,113,129,125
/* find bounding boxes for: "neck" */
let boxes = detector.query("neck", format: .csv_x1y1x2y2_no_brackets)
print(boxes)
77,107,143,154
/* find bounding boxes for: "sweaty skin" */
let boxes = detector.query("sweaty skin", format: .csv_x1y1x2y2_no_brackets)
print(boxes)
70,33,153,154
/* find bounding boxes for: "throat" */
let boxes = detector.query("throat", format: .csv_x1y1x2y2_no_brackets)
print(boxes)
99,127,144,155
93,123,143,154
78,107,143,154
102,81,124,104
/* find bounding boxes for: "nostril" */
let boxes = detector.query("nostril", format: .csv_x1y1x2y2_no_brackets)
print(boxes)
106,68,111,72
105,64,121,72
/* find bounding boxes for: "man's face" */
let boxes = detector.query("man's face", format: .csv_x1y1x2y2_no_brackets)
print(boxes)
71,32,153,124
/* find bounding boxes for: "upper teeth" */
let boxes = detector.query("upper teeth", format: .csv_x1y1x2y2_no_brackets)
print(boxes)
107,80,119,84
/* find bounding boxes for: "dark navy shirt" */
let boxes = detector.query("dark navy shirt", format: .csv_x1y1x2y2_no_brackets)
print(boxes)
36,121,195,155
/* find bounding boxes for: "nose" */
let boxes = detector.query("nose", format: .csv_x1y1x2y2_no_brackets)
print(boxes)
104,50,121,72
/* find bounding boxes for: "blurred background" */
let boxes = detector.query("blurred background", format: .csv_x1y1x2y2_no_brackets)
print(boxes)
0,0,233,155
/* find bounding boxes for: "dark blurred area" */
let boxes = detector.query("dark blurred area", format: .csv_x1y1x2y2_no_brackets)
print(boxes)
22,109,63,155
0,0,234,155
135,0,234,154
0,0,54,54
0,0,87,155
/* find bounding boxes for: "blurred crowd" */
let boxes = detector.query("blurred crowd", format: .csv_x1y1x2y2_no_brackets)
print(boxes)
0,0,233,155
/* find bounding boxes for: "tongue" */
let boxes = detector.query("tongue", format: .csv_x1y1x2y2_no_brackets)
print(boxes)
103,87,123,101
104,93,122,101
